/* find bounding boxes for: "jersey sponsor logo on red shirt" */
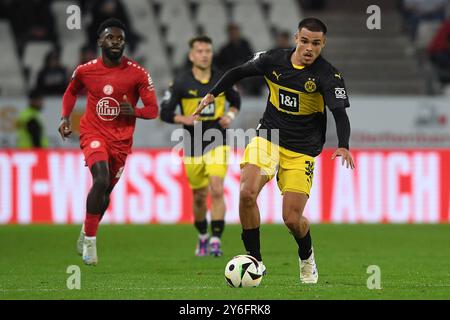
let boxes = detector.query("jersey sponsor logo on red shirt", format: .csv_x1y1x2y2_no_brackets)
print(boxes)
103,84,114,95
96,97,120,121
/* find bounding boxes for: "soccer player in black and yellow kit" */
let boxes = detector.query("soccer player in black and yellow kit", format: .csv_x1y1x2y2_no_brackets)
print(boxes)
195,18,355,283
160,36,241,257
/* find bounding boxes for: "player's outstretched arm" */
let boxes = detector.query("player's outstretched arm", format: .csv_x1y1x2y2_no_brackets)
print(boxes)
330,108,355,169
194,63,260,116
194,93,215,117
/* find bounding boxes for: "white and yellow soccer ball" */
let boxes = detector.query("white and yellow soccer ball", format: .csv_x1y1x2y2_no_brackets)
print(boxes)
224,255,263,288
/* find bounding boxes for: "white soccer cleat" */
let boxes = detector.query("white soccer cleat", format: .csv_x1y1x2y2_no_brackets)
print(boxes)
300,249,318,284
82,237,98,266
259,261,267,276
76,224,85,256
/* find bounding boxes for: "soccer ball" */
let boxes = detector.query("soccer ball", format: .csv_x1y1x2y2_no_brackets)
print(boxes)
224,255,263,288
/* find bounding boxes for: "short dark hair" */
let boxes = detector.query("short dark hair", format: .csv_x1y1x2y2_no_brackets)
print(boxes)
28,88,42,100
97,18,126,37
189,35,213,48
298,17,327,34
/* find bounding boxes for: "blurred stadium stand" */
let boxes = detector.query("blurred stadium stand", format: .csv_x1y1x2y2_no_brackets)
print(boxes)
0,0,449,96
51,1,87,72
0,20,25,96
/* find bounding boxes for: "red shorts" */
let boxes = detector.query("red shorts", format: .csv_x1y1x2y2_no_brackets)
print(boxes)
80,136,127,187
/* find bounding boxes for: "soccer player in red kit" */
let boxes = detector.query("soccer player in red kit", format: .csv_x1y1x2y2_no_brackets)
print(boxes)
58,18,159,265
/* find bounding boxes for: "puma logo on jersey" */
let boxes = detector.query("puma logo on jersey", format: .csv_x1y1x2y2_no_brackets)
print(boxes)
334,73,342,79
272,70,282,81
188,89,198,96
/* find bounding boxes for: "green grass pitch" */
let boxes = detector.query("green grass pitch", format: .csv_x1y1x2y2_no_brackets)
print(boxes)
0,224,449,300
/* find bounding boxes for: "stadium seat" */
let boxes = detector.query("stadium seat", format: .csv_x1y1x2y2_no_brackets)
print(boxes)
415,21,442,50
0,21,25,95
230,0,272,51
160,0,196,67
122,0,171,92
22,41,53,91
51,1,87,68
266,0,302,32
195,0,228,49
443,84,450,95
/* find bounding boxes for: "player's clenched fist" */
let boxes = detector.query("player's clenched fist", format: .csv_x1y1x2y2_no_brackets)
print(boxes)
120,94,135,116
58,117,72,141
193,93,214,119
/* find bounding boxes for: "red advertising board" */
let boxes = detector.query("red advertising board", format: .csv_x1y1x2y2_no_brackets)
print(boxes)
0,149,448,224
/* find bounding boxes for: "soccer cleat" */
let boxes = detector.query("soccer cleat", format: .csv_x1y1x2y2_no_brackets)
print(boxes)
195,235,209,257
76,224,85,256
259,261,267,276
82,237,98,266
300,248,318,284
209,237,223,257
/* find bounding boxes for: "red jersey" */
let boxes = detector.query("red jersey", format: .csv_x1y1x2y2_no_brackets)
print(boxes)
428,20,450,55
62,56,158,154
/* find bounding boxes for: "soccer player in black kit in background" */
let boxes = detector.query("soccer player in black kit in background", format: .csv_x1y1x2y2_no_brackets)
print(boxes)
195,18,355,283
161,36,241,257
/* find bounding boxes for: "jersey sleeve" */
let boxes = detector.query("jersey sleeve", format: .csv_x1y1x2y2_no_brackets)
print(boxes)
245,50,272,74
159,80,181,124
61,66,85,117
135,69,158,119
320,68,350,110
208,53,268,97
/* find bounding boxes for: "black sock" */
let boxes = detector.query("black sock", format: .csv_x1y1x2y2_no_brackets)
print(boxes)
211,220,225,238
241,228,262,261
194,219,208,235
294,229,312,260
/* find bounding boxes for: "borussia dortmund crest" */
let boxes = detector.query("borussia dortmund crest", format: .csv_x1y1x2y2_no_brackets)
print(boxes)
304,78,316,92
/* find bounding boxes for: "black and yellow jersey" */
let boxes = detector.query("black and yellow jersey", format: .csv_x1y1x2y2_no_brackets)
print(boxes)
160,68,241,156
211,48,350,157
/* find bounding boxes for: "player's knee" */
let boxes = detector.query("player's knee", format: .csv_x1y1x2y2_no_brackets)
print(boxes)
210,184,224,200
285,201,303,217
193,189,207,208
92,175,110,193
283,215,300,232
240,187,258,207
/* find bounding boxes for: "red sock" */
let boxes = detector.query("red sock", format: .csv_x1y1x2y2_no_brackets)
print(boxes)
85,213,101,237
